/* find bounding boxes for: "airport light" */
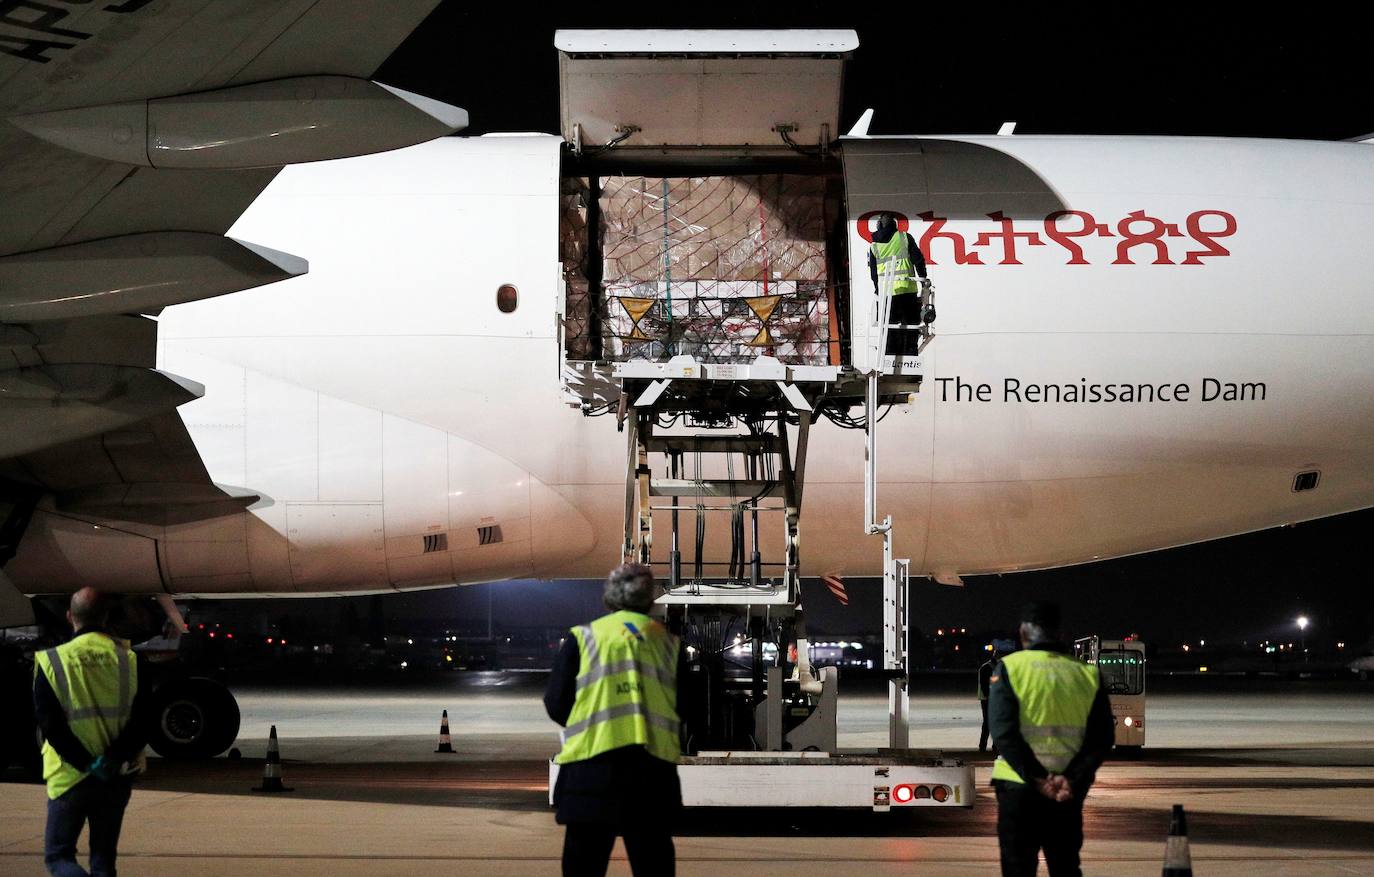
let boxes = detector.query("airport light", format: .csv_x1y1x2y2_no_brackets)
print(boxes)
1296,616,1310,631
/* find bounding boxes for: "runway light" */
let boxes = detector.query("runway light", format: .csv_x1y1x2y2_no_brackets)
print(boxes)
208,631,215,638
1199,666,1208,672
400,661,408,669
266,637,273,644
1182,644,1190,652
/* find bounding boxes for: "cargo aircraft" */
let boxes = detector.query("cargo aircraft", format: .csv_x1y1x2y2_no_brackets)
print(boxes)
1,16,1370,757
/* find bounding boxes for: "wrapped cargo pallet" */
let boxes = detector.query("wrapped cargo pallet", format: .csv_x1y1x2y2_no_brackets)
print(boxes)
597,175,833,365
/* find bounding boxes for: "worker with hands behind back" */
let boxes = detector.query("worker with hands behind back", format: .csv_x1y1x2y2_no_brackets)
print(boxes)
34,587,150,877
545,563,686,877
989,601,1114,877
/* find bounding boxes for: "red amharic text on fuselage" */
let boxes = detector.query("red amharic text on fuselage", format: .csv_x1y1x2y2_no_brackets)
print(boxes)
855,210,1237,266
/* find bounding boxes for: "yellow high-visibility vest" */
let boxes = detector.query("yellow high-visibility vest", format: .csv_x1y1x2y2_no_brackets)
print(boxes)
990,649,1099,784
870,233,919,295
34,632,137,799
555,610,680,765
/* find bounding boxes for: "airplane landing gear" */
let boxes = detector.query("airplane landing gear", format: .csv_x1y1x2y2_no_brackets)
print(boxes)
147,677,240,760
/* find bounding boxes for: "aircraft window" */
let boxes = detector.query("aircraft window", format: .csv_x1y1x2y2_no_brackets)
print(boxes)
497,284,518,313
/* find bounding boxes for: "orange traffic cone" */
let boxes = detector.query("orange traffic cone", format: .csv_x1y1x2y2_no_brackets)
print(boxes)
1162,804,1193,876
252,725,293,792
435,709,456,753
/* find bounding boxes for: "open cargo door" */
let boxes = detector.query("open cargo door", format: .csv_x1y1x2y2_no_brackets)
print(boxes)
557,30,856,156
556,30,856,395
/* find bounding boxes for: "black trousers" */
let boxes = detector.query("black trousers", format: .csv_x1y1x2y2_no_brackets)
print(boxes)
562,823,674,877
994,779,1085,877
885,292,924,355
45,778,132,877
979,700,990,752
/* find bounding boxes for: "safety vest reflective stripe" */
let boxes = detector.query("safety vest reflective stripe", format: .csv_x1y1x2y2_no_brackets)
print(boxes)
576,657,676,693
1019,725,1087,740
43,648,68,707
578,624,599,666
560,701,680,743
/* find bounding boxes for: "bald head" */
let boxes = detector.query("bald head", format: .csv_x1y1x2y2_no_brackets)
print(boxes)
68,587,109,632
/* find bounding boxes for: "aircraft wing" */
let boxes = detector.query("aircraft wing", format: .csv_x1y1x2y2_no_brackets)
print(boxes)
0,0,462,525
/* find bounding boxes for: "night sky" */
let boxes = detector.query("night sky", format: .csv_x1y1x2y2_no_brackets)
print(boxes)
331,7,1374,650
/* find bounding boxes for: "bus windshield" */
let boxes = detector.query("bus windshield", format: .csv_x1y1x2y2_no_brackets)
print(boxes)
1096,648,1145,695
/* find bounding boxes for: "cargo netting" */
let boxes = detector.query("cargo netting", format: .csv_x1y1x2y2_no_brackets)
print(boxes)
561,175,836,366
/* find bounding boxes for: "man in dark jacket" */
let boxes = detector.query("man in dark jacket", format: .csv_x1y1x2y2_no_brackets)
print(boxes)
34,588,151,877
867,212,932,355
978,648,1000,753
544,564,686,877
988,601,1114,877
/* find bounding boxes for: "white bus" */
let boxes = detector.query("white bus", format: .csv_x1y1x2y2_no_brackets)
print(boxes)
1074,636,1146,751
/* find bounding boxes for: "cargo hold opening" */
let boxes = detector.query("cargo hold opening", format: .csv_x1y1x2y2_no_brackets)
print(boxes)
555,30,859,373
559,160,850,368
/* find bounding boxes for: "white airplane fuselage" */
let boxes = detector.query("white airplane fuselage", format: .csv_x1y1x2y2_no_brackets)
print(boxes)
10,133,1374,596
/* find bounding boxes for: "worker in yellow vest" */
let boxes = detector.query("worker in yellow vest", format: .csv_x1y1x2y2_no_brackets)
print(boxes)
989,601,1114,877
544,564,683,877
33,587,150,877
867,212,932,355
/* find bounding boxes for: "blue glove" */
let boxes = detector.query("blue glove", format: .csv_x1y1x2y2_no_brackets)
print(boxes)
87,755,117,783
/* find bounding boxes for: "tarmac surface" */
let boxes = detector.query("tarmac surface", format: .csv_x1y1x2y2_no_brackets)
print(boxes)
2,673,1372,875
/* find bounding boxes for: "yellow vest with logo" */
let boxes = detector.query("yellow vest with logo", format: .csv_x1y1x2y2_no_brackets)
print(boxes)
870,233,919,295
34,632,138,799
555,610,680,765
990,649,1099,784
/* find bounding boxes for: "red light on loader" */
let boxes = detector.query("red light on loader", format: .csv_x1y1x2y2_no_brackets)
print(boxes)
932,785,950,803
893,784,915,804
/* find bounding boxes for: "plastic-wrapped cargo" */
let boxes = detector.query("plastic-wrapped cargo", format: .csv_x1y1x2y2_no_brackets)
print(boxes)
597,175,833,365
560,176,594,361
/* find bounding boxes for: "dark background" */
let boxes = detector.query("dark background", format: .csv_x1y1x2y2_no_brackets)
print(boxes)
379,4,1374,142
204,7,1373,656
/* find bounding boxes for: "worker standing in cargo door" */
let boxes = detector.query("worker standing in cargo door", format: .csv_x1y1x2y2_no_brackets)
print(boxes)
545,564,685,877
989,601,1114,877
868,212,931,355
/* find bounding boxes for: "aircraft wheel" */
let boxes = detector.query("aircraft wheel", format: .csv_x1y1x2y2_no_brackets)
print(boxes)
148,677,240,759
